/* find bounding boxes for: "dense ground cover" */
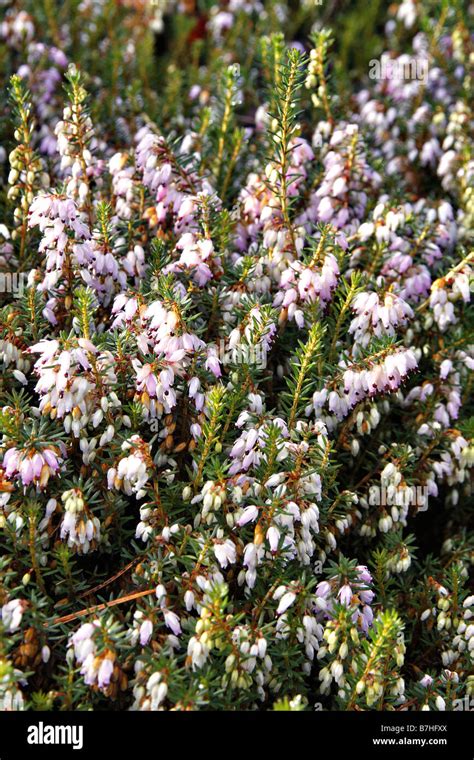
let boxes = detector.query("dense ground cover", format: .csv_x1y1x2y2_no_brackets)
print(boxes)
0,0,472,711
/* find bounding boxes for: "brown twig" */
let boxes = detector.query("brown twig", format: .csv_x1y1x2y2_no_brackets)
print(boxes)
48,587,156,627
54,557,141,609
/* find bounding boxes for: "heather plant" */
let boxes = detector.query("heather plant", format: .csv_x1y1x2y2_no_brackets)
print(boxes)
0,0,472,713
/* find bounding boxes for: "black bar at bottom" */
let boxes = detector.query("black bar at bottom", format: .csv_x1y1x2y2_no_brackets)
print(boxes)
0,710,471,759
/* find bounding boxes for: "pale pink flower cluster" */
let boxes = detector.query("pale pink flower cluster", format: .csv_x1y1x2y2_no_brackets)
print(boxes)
310,124,382,234
349,291,414,348
429,267,472,332
74,237,127,307
29,338,119,438
69,620,116,690
165,231,220,286
108,152,137,220
135,127,212,235
2,445,63,489
28,194,89,317
315,566,375,633
112,295,219,419
229,418,288,476
311,348,418,421
275,253,340,326
236,138,314,263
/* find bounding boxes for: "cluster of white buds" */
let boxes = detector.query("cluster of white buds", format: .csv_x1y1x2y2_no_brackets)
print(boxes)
356,671,406,708
305,47,321,91
385,544,412,574
428,267,472,332
441,595,474,668
54,67,97,205
354,638,406,708
0,658,26,711
223,626,271,694
132,667,168,711
239,536,265,589
186,581,232,670
8,137,44,212
1,598,26,632
435,590,453,635
107,436,152,499
317,617,358,694
381,462,407,532
0,338,31,373
418,581,473,668
60,488,101,554
135,503,154,543
353,405,382,442
191,480,227,526
296,613,323,671
187,606,213,671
